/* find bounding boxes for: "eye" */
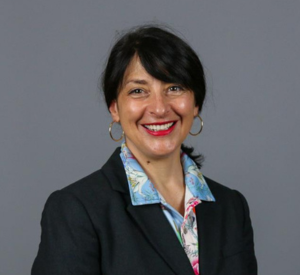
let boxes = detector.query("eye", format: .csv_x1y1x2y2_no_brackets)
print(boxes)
167,85,185,93
128,88,148,98
129,88,144,94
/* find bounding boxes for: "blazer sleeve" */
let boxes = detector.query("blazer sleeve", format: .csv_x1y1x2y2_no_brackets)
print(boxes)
31,190,101,275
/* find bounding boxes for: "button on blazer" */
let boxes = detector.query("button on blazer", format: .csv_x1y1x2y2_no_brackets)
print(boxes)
32,148,257,275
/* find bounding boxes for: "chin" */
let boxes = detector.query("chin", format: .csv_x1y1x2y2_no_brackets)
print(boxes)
146,143,180,158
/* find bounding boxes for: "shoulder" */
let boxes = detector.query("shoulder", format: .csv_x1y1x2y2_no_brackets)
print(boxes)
61,168,110,199
49,147,125,207
204,176,252,219
205,176,248,202
44,147,128,223
42,169,110,222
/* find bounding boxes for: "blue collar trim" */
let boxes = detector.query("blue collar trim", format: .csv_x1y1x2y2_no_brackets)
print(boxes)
120,142,215,206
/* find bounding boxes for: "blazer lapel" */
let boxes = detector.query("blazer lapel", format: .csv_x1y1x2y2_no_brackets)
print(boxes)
102,148,194,275
196,201,222,275
126,199,194,275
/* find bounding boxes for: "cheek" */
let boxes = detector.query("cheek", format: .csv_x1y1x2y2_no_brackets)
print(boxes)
118,100,145,122
175,97,196,114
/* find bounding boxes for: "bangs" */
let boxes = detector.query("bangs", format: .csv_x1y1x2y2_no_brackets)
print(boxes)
136,38,195,90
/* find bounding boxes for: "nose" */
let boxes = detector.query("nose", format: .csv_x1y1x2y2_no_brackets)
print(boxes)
148,93,170,117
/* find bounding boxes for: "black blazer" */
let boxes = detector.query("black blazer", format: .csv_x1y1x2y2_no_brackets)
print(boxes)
32,148,257,275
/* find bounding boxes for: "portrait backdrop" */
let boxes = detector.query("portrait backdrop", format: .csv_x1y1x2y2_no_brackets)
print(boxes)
1,0,299,274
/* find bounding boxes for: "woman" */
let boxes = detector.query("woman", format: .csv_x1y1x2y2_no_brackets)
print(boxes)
32,26,257,275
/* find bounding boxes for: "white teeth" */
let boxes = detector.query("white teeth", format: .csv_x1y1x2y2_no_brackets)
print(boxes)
144,122,174,131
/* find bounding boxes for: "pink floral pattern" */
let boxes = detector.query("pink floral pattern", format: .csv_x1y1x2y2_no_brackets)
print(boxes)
181,198,201,275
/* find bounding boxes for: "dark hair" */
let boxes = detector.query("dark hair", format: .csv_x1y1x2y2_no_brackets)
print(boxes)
102,25,205,167
102,25,206,112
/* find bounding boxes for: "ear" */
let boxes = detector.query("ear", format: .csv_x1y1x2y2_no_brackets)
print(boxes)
109,100,120,122
193,105,199,117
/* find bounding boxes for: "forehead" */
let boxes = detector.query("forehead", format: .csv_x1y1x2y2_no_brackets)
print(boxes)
122,55,149,84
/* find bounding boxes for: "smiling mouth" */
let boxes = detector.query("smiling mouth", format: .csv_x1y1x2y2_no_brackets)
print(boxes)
143,122,176,132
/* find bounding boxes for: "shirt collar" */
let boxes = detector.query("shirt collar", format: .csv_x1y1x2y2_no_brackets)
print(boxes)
120,142,215,206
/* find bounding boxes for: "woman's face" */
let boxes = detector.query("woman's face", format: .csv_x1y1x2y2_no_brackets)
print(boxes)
109,55,199,161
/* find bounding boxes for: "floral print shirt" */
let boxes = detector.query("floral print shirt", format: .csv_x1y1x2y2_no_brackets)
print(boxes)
120,142,215,274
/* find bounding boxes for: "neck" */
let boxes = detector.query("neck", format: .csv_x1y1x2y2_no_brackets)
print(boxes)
127,144,186,215
144,154,183,187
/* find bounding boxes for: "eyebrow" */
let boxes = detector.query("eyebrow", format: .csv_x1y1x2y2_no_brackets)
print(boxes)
124,79,149,86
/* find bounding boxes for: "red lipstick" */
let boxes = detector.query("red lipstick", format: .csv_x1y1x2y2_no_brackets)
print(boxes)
143,121,177,136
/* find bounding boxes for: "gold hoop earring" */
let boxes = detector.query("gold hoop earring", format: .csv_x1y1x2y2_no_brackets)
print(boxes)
109,121,124,142
189,115,203,136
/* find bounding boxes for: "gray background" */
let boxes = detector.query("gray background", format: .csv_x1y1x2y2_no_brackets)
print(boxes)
1,0,299,274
